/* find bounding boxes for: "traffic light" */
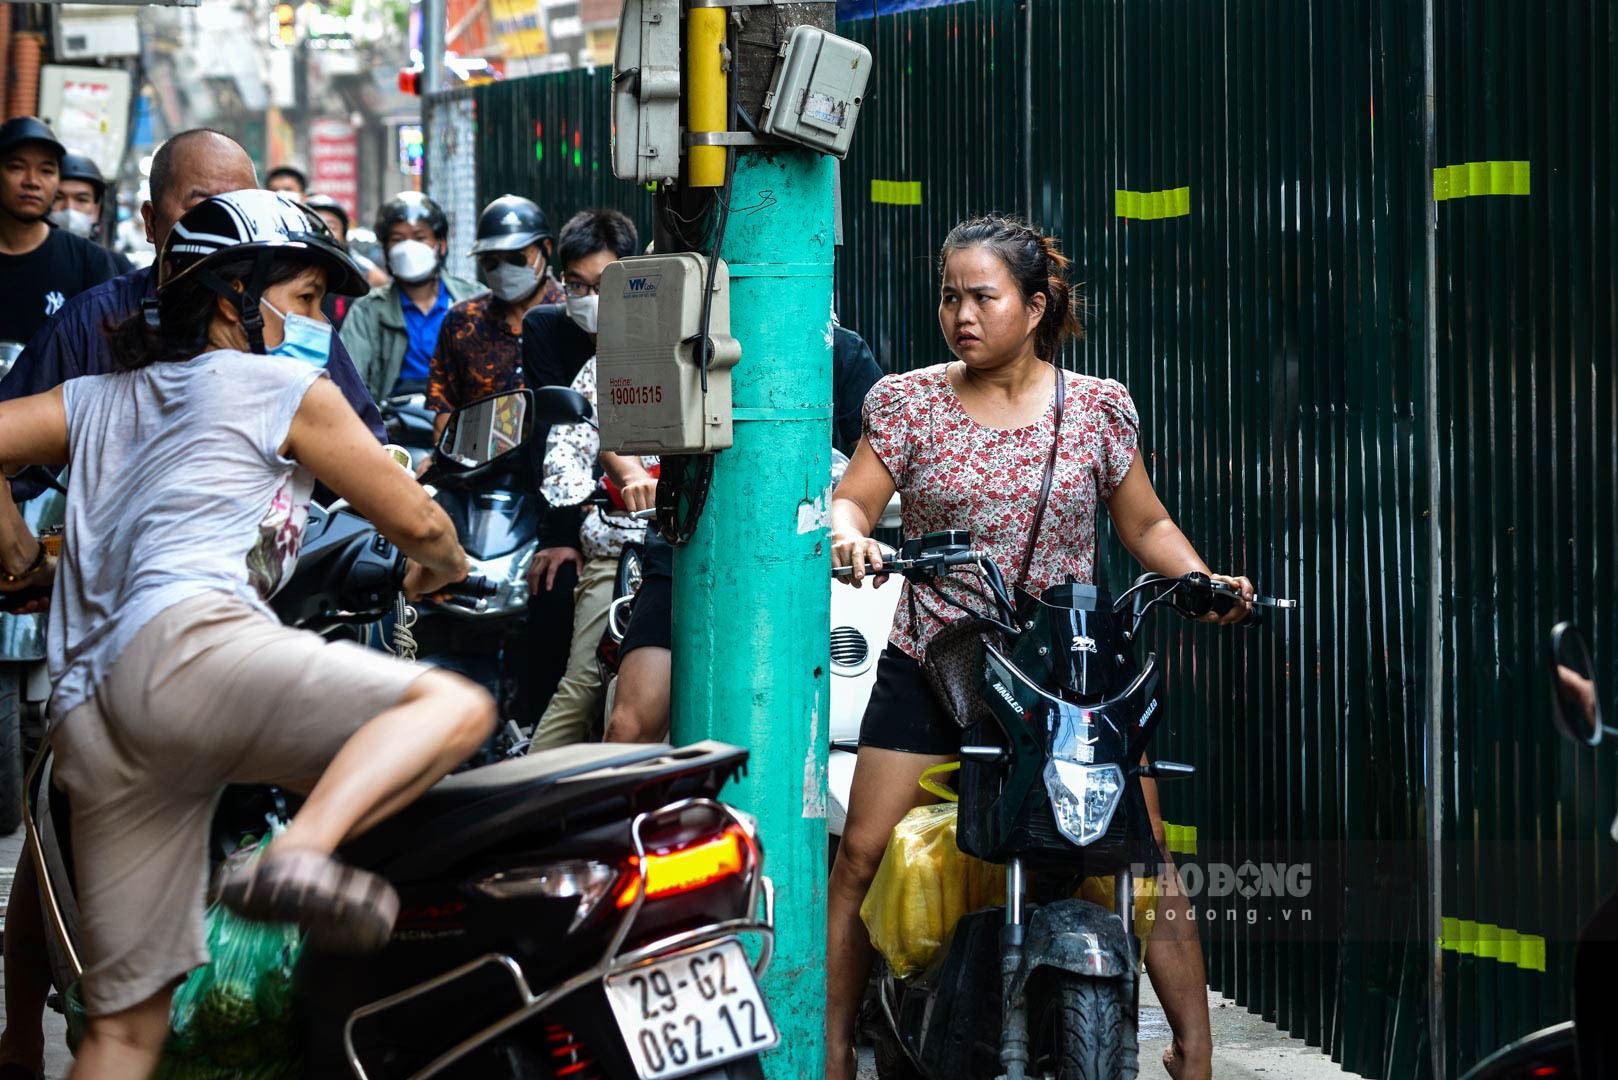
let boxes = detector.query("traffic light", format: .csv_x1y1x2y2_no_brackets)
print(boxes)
398,66,423,95
275,3,296,47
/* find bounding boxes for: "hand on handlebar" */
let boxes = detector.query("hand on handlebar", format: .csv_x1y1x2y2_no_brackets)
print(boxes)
403,557,468,601
618,476,658,514
832,530,888,589
1204,573,1255,625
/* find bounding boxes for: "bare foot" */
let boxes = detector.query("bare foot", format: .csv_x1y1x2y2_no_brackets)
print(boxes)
1164,1037,1212,1080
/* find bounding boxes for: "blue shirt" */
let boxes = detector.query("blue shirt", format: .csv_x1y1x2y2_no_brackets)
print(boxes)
0,266,387,501
397,280,451,387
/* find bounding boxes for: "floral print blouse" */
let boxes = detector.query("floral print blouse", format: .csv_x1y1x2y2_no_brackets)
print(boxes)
861,364,1140,659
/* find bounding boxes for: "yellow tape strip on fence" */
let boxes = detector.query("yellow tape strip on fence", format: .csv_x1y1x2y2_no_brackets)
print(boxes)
1439,917,1546,972
1433,160,1530,201
871,179,922,206
1115,186,1192,220
1162,822,1198,856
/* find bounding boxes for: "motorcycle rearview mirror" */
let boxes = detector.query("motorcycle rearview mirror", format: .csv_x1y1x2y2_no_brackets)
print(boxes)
530,385,596,428
1549,622,1609,747
437,389,536,471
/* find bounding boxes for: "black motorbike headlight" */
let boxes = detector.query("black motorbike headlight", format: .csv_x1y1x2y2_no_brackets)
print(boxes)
1044,760,1125,847
473,859,618,931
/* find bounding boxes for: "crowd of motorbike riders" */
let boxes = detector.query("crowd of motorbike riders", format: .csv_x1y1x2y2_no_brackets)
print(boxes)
0,117,1267,1080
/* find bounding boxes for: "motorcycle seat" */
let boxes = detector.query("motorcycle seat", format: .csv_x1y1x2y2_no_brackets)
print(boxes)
342,741,745,879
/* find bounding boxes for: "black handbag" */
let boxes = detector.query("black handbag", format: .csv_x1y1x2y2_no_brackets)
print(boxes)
921,369,1066,728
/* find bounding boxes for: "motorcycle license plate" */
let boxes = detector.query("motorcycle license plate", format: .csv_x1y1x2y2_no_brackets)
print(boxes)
605,938,779,1079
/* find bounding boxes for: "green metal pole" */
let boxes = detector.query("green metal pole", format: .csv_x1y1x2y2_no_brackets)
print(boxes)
670,149,835,1079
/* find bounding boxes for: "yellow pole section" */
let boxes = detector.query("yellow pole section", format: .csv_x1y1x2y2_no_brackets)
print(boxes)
686,6,727,187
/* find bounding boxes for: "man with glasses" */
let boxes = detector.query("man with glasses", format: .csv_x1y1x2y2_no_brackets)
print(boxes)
425,195,565,438
517,208,640,730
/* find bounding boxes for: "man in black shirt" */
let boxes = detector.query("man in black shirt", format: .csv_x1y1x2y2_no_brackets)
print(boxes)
0,117,118,346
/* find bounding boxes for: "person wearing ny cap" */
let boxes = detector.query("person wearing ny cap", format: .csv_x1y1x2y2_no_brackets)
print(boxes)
0,118,119,345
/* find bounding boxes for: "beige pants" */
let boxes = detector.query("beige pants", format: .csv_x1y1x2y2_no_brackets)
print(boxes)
527,555,616,752
52,591,428,1017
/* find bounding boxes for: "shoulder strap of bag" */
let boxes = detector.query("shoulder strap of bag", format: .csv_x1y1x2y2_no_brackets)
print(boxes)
1017,366,1066,587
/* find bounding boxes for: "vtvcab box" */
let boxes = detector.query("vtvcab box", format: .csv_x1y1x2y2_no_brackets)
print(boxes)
598,253,741,455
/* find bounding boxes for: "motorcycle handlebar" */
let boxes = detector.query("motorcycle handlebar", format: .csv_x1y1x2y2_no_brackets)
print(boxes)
445,574,497,599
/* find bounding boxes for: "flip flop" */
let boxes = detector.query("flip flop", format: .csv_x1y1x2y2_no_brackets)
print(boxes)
218,848,399,954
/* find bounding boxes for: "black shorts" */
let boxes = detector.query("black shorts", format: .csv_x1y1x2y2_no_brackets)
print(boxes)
858,646,960,756
619,537,673,658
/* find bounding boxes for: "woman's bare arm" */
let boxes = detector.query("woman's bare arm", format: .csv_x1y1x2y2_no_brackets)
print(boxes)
830,438,896,586
1105,451,1253,622
285,379,468,591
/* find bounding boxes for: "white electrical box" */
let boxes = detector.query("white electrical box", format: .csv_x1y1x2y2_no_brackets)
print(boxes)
611,0,682,186
761,26,872,159
598,254,742,455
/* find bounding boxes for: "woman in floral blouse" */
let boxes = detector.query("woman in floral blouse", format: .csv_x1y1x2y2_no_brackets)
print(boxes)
828,215,1254,1080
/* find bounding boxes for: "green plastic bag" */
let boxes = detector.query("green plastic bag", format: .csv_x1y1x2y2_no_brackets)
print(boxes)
65,834,305,1078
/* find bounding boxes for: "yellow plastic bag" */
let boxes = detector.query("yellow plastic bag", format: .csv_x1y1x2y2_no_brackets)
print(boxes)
859,802,1162,979
860,803,1004,978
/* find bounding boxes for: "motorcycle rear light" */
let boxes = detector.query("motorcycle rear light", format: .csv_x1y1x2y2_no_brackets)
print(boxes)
615,825,748,908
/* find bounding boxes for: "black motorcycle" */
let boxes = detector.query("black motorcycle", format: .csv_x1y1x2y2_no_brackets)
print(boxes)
23,390,780,1079
841,530,1293,1080
409,413,548,744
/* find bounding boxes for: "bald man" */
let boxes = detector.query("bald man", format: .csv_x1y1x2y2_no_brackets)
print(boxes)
0,128,384,1079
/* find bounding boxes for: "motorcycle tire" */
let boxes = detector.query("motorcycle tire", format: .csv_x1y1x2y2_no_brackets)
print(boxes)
0,666,23,835
871,1026,924,1080
1054,974,1137,1080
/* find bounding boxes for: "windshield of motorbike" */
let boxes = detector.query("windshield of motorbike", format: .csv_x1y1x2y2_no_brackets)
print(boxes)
1014,583,1134,702
438,489,539,560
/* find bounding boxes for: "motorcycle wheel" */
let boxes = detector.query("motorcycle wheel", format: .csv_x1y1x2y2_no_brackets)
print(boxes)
872,1028,925,1080
0,665,23,835
1053,974,1136,1080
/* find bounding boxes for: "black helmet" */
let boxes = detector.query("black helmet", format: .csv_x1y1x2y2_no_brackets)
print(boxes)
302,193,350,236
375,191,447,240
0,117,64,161
469,195,551,256
59,152,106,201
159,189,368,353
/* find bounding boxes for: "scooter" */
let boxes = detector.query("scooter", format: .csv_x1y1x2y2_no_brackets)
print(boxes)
1459,623,1611,1080
407,399,547,747
24,389,781,1080
841,530,1293,1080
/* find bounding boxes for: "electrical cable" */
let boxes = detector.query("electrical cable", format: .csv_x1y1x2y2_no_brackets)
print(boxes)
654,15,743,547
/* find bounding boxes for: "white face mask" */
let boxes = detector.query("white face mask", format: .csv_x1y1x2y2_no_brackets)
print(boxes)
485,253,542,304
565,292,599,335
387,238,440,284
49,207,95,238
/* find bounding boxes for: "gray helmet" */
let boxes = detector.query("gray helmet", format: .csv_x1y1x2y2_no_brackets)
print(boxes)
469,195,551,256
0,117,64,161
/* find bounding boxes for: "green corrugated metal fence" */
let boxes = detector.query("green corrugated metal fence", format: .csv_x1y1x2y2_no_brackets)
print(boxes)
428,1,1618,1074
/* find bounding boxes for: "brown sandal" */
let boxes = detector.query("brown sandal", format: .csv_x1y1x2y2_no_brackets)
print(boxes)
218,848,399,954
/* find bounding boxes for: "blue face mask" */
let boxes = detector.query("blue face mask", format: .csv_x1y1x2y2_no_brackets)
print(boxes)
260,298,333,367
